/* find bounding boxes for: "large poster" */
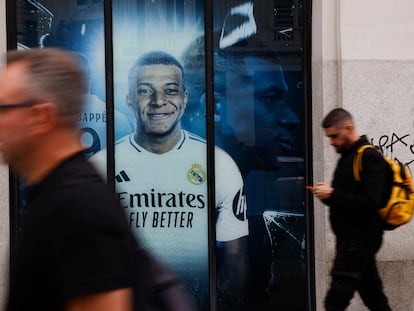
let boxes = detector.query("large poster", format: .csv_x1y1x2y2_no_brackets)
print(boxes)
107,1,213,310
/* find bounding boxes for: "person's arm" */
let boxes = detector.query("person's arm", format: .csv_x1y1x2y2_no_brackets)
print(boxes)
214,147,249,306
64,288,133,311
313,149,390,215
311,182,333,200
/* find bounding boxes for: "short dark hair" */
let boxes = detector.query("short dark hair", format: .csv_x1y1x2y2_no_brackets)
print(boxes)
7,48,86,128
322,108,353,128
128,51,185,91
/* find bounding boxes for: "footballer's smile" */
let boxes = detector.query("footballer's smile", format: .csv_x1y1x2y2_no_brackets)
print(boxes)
128,64,188,136
146,106,179,121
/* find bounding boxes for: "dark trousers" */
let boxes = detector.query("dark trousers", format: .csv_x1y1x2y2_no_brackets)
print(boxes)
325,236,391,311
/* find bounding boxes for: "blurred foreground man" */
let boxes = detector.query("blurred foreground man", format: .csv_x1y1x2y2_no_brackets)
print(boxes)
2,48,138,311
310,108,392,311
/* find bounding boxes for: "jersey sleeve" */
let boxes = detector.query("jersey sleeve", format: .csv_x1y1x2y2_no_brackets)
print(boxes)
214,147,249,242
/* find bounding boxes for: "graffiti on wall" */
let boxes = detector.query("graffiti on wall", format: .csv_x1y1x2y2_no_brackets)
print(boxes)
370,133,414,167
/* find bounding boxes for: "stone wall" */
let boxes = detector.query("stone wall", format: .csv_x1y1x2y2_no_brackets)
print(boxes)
312,0,414,310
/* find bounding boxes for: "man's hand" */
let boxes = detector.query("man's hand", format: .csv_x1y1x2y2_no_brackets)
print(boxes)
311,182,333,200
64,288,133,311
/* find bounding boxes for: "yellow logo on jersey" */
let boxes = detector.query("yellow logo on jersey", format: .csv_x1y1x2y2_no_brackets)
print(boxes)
187,164,206,185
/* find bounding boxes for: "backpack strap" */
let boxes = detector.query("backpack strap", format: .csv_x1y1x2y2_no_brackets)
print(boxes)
353,145,376,181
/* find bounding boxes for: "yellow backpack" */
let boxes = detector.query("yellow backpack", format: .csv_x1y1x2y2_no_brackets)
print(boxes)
353,145,414,230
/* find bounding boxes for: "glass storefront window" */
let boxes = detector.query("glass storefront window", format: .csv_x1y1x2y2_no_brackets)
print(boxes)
8,1,311,310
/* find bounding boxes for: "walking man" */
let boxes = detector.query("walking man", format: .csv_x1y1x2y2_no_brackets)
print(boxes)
310,108,392,310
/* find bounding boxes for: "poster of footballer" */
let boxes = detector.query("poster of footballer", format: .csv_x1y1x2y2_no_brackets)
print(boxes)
109,1,212,310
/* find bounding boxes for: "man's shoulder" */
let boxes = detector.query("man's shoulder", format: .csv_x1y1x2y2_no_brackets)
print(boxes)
358,145,393,179
183,130,206,146
30,153,109,208
51,152,99,183
359,144,385,161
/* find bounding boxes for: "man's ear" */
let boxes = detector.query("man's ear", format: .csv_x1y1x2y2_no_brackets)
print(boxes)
342,120,353,131
28,102,58,135
343,122,356,140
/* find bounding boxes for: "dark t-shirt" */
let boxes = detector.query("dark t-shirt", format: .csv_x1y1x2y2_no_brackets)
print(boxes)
7,151,138,311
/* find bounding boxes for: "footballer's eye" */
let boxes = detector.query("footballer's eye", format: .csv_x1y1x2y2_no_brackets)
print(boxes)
257,90,285,105
164,88,180,96
258,95,278,104
137,86,153,96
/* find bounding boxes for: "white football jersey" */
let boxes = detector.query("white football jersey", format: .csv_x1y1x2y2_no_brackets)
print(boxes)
90,130,248,286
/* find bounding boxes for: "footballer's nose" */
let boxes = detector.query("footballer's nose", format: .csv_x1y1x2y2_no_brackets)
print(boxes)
278,106,299,131
152,90,167,106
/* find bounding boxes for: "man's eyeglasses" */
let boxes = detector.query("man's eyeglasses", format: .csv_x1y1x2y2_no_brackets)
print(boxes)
0,102,37,110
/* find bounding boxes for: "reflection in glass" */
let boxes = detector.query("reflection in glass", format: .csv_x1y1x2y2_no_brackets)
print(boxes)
183,1,307,309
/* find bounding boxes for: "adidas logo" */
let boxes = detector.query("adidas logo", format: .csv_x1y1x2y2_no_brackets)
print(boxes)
115,170,131,183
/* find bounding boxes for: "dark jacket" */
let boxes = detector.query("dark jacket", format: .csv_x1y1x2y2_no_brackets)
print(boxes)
323,136,392,237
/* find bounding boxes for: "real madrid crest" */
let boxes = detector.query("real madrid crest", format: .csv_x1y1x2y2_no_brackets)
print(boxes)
187,163,206,185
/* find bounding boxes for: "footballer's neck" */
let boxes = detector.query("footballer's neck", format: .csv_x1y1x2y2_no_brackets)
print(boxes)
135,127,182,154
